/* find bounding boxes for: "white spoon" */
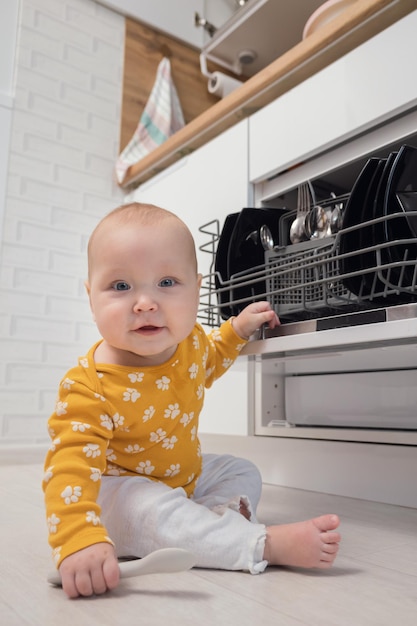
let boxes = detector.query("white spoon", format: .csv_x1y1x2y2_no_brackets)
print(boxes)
47,547,197,586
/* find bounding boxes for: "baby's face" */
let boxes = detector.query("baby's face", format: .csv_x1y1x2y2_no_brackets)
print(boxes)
86,219,201,366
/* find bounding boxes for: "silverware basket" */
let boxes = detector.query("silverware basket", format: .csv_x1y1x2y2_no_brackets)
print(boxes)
197,211,417,327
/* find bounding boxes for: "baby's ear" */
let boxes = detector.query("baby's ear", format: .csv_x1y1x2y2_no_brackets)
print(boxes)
84,281,95,321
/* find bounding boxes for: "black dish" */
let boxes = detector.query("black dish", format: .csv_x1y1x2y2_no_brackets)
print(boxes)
339,157,380,295
357,158,386,295
383,144,417,290
214,212,239,319
227,207,287,316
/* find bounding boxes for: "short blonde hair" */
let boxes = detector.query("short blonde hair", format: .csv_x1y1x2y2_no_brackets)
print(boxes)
87,202,198,277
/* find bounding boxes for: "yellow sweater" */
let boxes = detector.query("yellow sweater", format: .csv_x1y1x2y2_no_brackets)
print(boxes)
43,321,247,566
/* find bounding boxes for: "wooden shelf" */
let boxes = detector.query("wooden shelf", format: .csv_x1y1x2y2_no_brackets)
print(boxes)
118,0,416,190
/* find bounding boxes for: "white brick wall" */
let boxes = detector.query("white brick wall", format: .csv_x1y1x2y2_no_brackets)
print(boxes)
0,0,125,445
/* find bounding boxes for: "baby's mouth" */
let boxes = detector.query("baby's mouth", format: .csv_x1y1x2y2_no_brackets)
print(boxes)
134,325,162,335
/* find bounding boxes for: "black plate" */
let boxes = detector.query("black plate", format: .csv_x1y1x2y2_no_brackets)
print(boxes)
357,158,386,295
339,157,380,295
227,207,287,315
214,212,239,319
383,144,417,289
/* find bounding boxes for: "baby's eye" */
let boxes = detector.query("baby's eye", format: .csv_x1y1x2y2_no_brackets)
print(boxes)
159,277,176,288
112,281,130,291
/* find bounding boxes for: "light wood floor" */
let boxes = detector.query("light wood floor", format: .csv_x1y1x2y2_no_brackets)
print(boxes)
1,463,417,625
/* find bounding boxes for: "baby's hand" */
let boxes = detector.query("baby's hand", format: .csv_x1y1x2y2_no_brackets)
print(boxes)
232,302,280,340
58,542,120,598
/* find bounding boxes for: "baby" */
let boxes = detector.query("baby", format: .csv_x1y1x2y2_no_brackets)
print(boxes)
43,202,340,598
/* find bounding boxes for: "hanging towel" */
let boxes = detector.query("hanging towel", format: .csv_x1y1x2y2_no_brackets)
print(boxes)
116,57,185,184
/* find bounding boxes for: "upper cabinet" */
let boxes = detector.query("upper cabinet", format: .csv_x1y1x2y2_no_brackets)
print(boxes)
248,11,417,184
202,0,324,77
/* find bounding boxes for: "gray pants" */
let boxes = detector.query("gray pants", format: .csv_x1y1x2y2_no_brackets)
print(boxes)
98,454,267,574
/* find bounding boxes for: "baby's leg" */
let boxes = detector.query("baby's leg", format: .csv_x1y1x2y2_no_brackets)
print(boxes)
98,474,268,573
193,454,262,521
264,514,341,569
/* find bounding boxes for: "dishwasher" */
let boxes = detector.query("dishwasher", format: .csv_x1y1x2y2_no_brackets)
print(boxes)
197,109,417,447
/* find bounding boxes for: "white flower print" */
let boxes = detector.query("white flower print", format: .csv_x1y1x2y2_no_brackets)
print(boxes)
62,377,74,390
47,513,60,533
125,443,145,454
123,388,141,402
136,460,155,475
100,414,113,431
164,403,180,420
71,421,91,433
205,366,214,379
192,334,200,350
188,363,198,379
142,406,155,422
180,412,194,427
171,359,179,367
52,547,62,566
196,384,204,400
128,372,144,383
162,435,178,450
236,342,246,352
61,485,82,505
94,392,106,401
79,357,88,368
86,511,100,526
149,428,166,443
165,464,180,478
113,412,125,428
83,443,101,459
55,401,67,416
156,376,170,391
90,468,101,482
222,357,233,369
202,348,208,369
49,437,61,452
190,425,197,441
106,448,117,462
106,464,126,476
187,473,195,484
211,329,222,342
44,466,54,483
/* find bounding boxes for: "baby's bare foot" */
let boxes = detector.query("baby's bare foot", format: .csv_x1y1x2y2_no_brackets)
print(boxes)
264,514,341,569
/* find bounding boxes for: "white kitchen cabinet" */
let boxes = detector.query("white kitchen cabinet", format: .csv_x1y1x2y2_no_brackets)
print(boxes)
127,119,251,436
249,10,417,184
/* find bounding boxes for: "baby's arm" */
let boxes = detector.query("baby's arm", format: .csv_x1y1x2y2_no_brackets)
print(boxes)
232,301,280,340
58,542,120,598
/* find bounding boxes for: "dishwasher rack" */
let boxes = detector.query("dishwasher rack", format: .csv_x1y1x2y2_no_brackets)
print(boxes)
197,210,417,327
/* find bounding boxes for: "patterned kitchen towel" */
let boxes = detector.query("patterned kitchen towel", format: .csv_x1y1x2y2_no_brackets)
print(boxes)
116,56,185,184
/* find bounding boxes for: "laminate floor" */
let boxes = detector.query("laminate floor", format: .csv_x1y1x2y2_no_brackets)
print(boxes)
1,463,416,625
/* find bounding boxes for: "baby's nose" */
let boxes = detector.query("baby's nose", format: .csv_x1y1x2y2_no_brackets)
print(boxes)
133,292,158,312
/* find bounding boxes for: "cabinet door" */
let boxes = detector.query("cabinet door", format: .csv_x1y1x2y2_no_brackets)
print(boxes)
128,119,250,436
249,10,417,183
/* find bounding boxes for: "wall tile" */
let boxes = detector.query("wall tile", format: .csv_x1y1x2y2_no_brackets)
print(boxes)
0,0,125,444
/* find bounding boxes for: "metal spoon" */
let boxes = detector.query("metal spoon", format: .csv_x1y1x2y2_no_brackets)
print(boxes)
305,204,329,239
289,182,310,244
330,202,344,234
47,547,197,586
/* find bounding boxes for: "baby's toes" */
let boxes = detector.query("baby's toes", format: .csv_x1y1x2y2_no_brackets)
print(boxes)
323,531,341,545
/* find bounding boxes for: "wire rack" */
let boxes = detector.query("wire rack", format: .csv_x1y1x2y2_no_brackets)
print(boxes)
197,209,417,327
